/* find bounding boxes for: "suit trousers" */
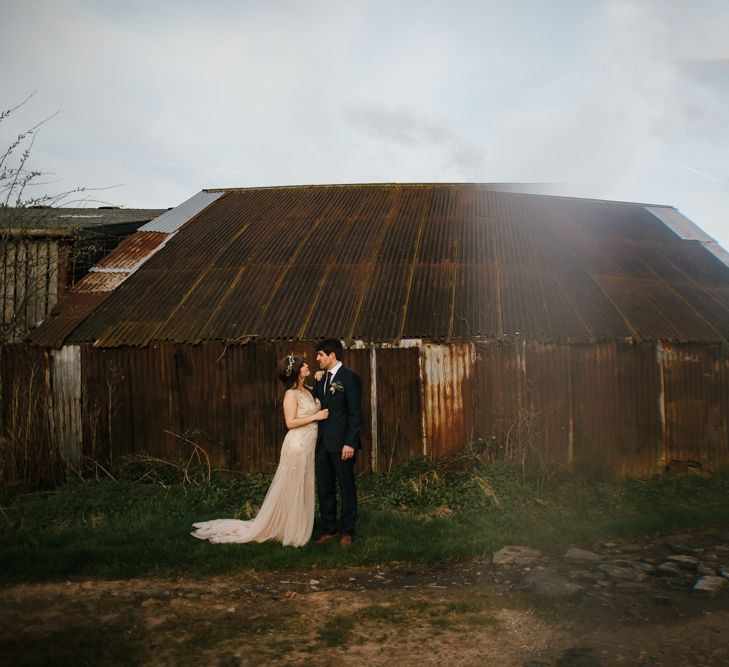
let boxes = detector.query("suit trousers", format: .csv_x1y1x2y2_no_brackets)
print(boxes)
315,444,357,536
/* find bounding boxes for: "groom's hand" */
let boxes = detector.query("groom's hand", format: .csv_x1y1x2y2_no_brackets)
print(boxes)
341,445,355,461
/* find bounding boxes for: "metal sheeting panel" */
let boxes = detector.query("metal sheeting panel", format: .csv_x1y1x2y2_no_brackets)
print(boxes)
568,343,663,475
404,264,455,339
0,344,59,485
29,183,729,347
49,345,82,471
198,265,283,341
255,265,329,339
422,343,476,459
301,265,372,340
594,275,723,342
655,240,729,287
646,206,714,242
448,341,665,476
30,291,113,348
375,347,423,469
452,263,501,338
78,341,373,476
646,206,729,269
464,341,529,460
546,196,677,241
658,343,729,471
140,191,223,233
75,271,130,293
80,346,135,466
352,263,413,341
71,270,204,346
93,231,168,271
10,339,729,480
125,343,182,460
156,267,243,343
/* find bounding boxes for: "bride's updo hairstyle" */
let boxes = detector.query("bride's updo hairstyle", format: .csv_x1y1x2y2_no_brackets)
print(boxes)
277,355,305,389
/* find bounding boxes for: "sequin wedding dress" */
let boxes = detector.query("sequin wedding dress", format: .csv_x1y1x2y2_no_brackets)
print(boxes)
191,389,319,547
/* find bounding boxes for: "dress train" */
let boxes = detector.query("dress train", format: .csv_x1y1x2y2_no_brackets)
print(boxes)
191,389,318,547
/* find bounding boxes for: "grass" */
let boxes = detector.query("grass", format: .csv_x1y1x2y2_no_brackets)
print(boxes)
1,451,728,584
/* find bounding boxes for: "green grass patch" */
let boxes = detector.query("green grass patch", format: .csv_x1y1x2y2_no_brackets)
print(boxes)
1,454,728,584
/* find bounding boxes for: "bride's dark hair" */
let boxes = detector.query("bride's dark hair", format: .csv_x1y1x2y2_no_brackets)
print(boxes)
277,355,306,389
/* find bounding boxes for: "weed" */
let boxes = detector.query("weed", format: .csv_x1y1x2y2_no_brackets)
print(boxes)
316,613,354,646
360,604,404,622
444,600,482,614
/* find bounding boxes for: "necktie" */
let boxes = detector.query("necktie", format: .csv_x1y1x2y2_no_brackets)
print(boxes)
324,371,333,394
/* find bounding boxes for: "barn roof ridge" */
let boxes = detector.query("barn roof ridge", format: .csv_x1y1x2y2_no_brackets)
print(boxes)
201,182,677,210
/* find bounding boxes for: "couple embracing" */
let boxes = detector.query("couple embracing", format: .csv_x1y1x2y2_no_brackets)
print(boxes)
191,338,362,547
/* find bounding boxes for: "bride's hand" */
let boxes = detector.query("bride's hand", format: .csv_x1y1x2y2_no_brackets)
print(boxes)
314,409,329,421
314,371,324,381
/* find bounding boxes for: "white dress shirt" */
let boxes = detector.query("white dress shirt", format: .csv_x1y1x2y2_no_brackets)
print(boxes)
328,361,342,380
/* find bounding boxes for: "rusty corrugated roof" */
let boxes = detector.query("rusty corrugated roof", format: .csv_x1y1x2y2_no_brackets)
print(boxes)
92,231,169,271
34,184,729,347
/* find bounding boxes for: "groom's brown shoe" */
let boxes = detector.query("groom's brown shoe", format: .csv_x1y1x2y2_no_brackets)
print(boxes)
339,535,353,547
317,532,338,544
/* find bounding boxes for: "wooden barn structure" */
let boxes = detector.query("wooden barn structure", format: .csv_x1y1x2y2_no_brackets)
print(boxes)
4,184,729,483
1,206,164,343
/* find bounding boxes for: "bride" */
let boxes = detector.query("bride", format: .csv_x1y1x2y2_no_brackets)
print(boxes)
191,355,328,547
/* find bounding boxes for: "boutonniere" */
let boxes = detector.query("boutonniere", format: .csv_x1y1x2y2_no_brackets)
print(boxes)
330,380,344,394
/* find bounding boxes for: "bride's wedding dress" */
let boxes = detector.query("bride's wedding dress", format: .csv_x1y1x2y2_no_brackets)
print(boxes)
191,389,319,547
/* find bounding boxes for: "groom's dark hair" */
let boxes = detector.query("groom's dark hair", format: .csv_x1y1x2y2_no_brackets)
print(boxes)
316,338,343,360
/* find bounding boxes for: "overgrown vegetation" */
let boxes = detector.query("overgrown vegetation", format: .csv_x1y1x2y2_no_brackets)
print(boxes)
2,443,728,585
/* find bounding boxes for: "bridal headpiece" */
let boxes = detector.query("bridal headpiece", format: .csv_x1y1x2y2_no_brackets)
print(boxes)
285,355,295,377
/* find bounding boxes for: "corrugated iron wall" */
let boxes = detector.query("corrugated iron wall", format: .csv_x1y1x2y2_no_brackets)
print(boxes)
4,340,729,482
376,348,423,470
425,340,729,476
0,344,62,486
658,343,729,471
49,345,82,472
78,343,376,476
568,343,663,474
422,343,476,459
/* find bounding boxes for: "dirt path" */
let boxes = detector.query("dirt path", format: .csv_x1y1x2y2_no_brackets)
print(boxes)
2,532,729,666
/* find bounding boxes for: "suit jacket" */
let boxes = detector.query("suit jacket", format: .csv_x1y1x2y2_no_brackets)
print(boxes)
313,365,363,453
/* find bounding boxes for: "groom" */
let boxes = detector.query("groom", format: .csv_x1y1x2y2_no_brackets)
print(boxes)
313,338,363,546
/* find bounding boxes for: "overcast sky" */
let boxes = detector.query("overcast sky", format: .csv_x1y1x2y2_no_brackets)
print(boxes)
2,0,728,246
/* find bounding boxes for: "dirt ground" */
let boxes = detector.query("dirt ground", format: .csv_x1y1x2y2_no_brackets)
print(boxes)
2,532,729,666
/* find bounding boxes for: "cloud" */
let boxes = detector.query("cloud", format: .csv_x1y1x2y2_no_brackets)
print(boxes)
343,101,486,173
2,0,729,246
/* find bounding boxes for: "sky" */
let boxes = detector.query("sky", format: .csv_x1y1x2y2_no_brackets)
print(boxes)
2,0,729,246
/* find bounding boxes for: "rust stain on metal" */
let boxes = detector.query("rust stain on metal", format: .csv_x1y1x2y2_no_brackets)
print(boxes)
421,342,476,459
93,232,168,271
74,271,130,293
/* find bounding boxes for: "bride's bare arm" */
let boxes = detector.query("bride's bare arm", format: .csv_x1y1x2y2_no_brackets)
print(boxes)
283,391,328,429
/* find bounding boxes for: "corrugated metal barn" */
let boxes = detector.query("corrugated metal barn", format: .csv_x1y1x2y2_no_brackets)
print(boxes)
5,183,729,483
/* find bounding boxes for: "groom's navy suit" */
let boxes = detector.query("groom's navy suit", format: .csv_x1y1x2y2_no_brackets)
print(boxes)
313,364,362,537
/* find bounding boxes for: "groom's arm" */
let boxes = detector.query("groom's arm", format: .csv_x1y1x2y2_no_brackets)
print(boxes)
344,370,363,450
